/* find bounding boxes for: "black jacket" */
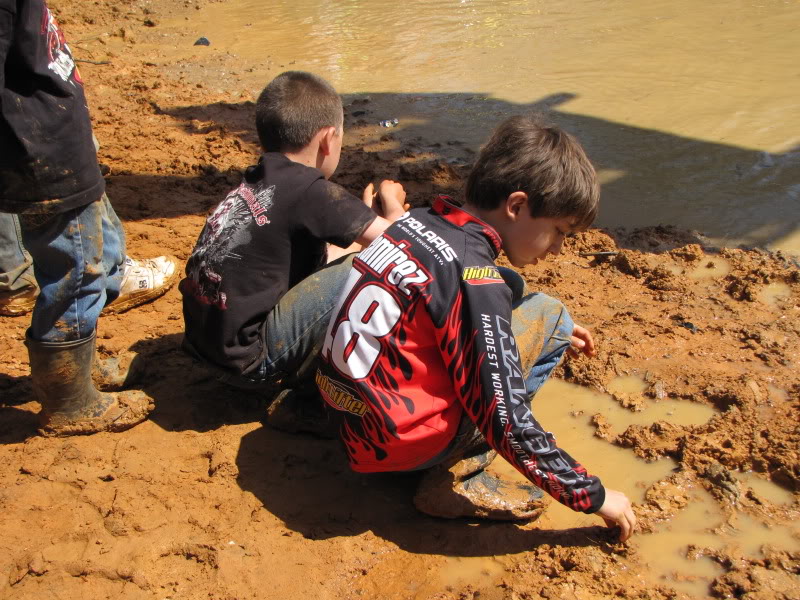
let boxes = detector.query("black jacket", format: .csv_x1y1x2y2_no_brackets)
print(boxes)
0,0,104,214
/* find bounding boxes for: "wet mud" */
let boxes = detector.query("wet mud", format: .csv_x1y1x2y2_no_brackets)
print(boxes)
0,1,797,599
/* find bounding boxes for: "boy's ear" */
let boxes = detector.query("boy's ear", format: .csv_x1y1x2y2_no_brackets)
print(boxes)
505,191,529,220
318,126,337,156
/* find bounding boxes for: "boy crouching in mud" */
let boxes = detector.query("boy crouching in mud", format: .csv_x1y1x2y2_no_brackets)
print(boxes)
180,71,406,409
316,114,636,540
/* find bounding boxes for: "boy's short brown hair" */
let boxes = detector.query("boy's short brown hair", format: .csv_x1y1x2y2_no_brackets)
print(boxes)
465,114,599,230
255,71,344,152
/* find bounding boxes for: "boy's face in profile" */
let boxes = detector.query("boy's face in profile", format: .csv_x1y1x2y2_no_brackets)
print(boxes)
503,208,575,268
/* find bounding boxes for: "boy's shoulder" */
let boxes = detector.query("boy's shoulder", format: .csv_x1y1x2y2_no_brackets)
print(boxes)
407,197,502,259
246,152,323,188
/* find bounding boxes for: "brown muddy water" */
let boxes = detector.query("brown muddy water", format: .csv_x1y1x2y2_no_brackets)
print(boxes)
489,379,797,598
164,0,800,256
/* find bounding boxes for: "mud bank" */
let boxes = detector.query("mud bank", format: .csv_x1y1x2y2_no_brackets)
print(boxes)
0,1,797,599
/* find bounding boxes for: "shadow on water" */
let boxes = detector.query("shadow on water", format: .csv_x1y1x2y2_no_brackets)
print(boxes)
234,423,613,556
141,91,799,254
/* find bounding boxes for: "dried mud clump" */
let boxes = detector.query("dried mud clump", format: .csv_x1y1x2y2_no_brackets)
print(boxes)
611,250,651,278
615,421,685,461
709,549,800,600
668,243,705,263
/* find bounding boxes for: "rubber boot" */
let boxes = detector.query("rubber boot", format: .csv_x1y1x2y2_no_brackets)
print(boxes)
92,351,146,391
25,331,154,437
414,449,549,521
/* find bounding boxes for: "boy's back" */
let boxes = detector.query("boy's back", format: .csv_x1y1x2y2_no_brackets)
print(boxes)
181,152,373,374
317,196,605,513
179,70,406,392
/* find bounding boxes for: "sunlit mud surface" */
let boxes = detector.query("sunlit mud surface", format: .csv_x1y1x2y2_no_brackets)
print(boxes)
0,1,798,599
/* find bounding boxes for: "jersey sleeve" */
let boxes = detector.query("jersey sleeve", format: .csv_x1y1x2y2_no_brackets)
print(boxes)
440,260,606,514
297,179,376,248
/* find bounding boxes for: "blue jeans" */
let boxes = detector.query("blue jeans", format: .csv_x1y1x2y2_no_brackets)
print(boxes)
222,254,356,390
17,194,126,342
0,212,37,294
411,267,574,470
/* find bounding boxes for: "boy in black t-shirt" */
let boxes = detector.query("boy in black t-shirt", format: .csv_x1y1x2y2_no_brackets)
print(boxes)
180,71,406,405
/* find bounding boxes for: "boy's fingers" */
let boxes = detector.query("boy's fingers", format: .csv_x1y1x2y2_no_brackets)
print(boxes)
617,512,635,542
362,182,375,207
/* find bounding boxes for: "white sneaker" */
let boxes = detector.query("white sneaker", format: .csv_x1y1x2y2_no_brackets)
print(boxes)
103,255,180,315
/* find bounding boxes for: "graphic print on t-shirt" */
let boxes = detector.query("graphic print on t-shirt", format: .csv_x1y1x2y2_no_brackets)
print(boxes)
184,182,275,308
41,6,80,85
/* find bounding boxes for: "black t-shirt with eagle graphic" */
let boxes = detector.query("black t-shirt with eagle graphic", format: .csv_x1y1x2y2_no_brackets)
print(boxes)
181,152,374,375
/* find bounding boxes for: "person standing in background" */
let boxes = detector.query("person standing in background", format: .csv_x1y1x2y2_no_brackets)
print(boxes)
1,0,179,435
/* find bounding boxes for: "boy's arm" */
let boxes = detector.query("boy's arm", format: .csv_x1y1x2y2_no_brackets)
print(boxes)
326,180,407,263
356,180,407,245
441,268,607,514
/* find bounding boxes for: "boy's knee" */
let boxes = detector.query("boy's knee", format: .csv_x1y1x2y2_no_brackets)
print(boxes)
516,292,573,341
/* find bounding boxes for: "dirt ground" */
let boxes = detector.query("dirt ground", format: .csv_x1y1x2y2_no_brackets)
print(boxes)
1,1,798,599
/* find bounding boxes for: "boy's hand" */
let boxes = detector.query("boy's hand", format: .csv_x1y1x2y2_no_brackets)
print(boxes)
596,489,636,542
567,324,596,358
362,182,377,209
372,180,408,221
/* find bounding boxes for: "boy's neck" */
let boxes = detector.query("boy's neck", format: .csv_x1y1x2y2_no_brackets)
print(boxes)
282,145,319,170
462,202,502,230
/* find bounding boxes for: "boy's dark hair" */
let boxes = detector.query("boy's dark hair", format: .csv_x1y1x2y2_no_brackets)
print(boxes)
465,114,599,230
255,71,343,152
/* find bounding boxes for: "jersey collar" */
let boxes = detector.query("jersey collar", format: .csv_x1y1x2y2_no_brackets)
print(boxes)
433,196,503,256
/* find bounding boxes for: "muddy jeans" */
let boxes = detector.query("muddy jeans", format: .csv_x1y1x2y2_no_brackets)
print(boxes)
0,212,37,295
409,267,574,470
221,254,357,391
18,194,126,342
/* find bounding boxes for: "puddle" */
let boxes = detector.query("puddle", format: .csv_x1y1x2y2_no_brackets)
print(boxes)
607,374,648,395
767,385,789,402
687,257,732,280
557,377,716,432
734,471,795,506
758,282,792,308
435,556,506,591
474,379,794,597
635,489,726,597
487,378,678,528
636,487,800,598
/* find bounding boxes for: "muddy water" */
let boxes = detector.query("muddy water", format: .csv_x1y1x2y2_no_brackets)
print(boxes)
486,379,796,598
168,0,800,255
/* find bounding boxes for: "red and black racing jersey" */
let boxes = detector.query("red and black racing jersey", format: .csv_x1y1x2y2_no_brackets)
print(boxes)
317,197,606,513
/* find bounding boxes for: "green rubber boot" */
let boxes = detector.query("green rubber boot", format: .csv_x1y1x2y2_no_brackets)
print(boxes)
25,331,153,437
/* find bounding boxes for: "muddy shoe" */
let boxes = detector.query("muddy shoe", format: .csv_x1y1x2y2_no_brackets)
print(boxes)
26,330,154,437
92,351,147,391
265,388,337,438
0,285,38,316
39,389,154,437
414,468,548,521
102,255,180,315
